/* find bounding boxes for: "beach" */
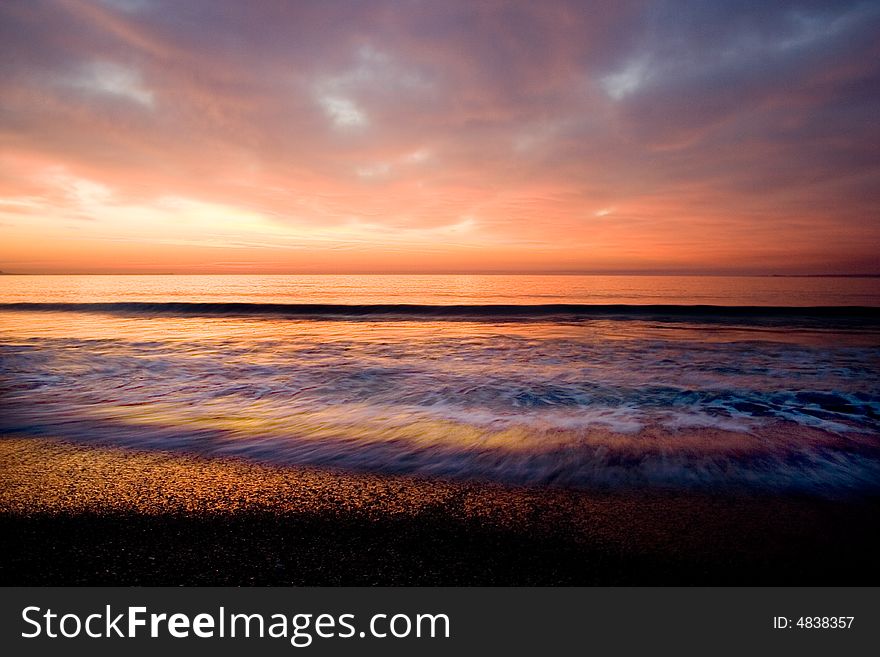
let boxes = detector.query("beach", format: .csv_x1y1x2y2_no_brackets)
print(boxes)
3,0,880,613
3,436,878,586
2,275,878,585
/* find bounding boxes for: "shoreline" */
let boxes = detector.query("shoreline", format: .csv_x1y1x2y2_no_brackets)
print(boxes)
2,436,879,585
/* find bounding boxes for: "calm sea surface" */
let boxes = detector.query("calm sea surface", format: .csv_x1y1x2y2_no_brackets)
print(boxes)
1,274,879,305
2,275,879,494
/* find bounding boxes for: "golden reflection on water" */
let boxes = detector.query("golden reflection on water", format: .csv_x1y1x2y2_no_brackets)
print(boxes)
1,310,871,349
93,400,563,453
2,273,879,305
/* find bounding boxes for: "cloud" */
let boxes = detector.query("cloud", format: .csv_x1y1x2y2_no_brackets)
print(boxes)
96,0,153,13
316,94,367,128
65,60,155,107
602,58,650,100
0,0,877,273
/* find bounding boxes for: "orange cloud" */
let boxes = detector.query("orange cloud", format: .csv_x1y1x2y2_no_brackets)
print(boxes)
1,0,878,274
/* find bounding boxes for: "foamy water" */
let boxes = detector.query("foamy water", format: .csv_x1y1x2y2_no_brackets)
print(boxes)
1,275,879,495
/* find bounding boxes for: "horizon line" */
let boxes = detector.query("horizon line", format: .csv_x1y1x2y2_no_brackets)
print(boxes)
2,271,880,278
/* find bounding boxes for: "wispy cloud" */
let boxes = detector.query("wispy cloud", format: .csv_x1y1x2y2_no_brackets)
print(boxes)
66,61,155,107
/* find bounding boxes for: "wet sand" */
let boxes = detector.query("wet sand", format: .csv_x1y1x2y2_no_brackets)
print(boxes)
1,436,878,585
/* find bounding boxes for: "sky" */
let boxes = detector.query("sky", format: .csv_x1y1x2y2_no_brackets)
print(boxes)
0,0,878,274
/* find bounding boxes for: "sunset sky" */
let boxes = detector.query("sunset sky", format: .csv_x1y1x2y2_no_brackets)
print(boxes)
1,0,878,274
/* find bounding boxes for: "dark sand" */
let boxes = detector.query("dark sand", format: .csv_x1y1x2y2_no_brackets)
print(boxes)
2,437,878,585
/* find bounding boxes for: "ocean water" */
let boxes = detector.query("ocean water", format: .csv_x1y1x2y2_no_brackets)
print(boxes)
1,275,879,495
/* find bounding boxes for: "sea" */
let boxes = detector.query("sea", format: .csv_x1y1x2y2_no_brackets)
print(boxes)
1,274,879,495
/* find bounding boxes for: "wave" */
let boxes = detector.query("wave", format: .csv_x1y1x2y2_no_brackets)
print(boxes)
3,297,879,495
2,302,879,324
4,413,880,495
